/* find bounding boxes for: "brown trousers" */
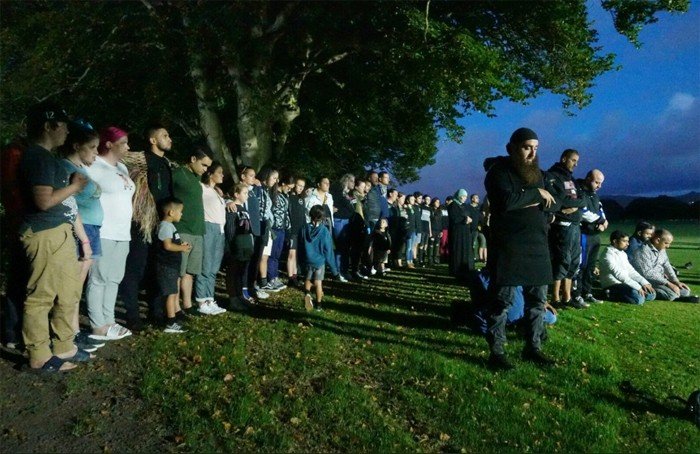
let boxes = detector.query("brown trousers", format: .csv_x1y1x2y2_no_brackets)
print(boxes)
20,223,81,364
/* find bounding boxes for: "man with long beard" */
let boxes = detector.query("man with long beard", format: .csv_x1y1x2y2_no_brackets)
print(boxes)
484,127,558,371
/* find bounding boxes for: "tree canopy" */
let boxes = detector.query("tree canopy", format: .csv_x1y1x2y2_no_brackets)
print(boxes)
0,0,689,183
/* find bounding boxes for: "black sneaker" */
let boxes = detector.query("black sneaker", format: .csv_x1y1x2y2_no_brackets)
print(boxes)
487,353,514,371
75,331,105,349
229,297,251,312
314,301,324,312
566,298,588,309
522,349,556,367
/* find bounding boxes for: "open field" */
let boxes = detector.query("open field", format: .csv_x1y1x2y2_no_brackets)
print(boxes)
1,220,698,452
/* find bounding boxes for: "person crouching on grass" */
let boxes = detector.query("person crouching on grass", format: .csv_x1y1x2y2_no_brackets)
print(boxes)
156,197,192,333
302,205,340,312
371,218,392,277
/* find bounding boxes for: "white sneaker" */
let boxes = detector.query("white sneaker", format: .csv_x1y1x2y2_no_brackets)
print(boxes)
209,300,227,314
198,301,218,315
370,267,377,275
164,322,186,333
337,274,348,283
256,289,270,300
383,267,392,273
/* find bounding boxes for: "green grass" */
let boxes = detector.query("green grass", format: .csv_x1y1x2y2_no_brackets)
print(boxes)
135,221,700,452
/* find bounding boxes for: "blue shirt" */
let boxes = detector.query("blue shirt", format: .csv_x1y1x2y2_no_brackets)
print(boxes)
61,159,104,226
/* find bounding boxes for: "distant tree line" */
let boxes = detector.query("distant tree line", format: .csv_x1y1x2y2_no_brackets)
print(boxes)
601,196,700,222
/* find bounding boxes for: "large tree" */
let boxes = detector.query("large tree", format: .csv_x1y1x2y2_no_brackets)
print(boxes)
0,0,689,182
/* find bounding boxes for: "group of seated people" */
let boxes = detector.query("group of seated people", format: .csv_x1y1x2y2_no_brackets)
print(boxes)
600,223,695,305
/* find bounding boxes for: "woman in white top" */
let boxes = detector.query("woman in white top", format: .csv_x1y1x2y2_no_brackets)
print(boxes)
194,161,227,312
86,127,135,340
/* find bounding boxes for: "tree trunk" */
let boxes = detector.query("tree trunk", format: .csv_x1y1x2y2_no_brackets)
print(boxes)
236,81,273,171
188,54,239,181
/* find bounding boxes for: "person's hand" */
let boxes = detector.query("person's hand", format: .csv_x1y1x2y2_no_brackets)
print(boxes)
678,281,690,291
666,281,681,296
182,242,192,252
70,172,88,189
538,188,555,208
466,216,472,225
438,232,443,238
561,207,578,214
602,220,609,230
642,284,655,295
638,288,646,297
80,241,92,261
545,302,558,316
333,207,338,213
226,201,237,212
593,266,600,276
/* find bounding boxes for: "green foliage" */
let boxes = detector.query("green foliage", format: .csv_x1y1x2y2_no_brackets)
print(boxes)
1,0,689,180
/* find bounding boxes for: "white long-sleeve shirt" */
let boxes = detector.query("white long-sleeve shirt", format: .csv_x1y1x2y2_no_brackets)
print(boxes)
600,245,650,291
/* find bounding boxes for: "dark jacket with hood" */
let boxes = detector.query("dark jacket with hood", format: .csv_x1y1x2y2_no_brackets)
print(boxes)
301,222,338,275
545,162,585,224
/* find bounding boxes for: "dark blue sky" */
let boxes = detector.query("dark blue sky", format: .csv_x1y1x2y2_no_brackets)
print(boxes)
401,1,700,199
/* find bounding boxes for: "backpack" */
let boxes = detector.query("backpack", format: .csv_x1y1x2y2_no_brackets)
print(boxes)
1,138,28,232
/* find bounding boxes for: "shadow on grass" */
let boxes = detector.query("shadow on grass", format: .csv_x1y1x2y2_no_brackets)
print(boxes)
598,388,689,422
247,303,487,367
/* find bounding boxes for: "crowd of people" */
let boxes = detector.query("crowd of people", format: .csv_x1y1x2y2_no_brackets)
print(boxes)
0,102,696,374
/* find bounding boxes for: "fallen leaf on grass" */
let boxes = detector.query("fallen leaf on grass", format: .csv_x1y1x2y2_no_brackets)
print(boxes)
244,426,255,436
290,417,301,426
439,433,451,441
223,374,234,382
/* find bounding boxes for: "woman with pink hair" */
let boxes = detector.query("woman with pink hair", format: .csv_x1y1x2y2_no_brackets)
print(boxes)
85,127,135,340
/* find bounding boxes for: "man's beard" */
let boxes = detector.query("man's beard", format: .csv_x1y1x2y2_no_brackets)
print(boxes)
512,154,542,186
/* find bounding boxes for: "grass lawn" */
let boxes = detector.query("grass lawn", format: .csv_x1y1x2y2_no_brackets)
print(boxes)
133,221,700,451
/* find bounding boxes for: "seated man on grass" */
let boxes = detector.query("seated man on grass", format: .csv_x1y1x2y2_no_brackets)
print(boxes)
600,230,655,305
626,221,654,260
630,229,697,303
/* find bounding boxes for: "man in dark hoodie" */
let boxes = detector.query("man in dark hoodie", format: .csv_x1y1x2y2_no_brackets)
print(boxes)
545,149,588,309
484,127,558,371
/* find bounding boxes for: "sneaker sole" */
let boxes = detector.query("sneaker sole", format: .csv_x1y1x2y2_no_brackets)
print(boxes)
304,295,314,312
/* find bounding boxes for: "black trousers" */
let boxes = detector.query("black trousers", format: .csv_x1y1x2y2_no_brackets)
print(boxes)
118,225,162,323
487,284,547,355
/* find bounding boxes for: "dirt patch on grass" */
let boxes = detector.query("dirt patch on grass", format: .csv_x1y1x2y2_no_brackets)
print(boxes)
0,334,172,452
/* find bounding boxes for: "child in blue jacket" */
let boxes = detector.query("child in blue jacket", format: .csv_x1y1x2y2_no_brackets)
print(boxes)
302,205,339,311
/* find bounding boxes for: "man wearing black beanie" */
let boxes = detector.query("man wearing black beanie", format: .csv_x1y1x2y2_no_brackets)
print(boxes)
484,127,558,370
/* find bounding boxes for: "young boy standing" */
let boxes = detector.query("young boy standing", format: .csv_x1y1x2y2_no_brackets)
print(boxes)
302,205,339,311
157,197,192,333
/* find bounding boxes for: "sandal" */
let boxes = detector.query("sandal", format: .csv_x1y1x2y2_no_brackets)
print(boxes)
89,323,132,341
29,356,77,374
64,348,96,362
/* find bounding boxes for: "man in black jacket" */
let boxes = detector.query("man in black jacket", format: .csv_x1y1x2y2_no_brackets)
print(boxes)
484,127,558,371
545,149,588,309
574,170,608,304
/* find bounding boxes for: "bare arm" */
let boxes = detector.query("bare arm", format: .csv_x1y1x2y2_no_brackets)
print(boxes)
73,214,92,260
163,239,192,252
31,172,87,211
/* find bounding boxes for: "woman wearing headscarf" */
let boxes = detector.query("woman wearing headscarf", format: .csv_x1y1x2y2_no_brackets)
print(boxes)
447,188,474,281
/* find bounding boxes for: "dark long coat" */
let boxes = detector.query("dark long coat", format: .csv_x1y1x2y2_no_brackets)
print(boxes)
484,157,555,286
447,201,474,278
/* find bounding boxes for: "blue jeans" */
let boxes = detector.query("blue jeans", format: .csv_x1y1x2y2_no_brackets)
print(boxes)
606,284,656,305
333,218,351,274
406,232,417,262
195,222,225,302
268,228,286,280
